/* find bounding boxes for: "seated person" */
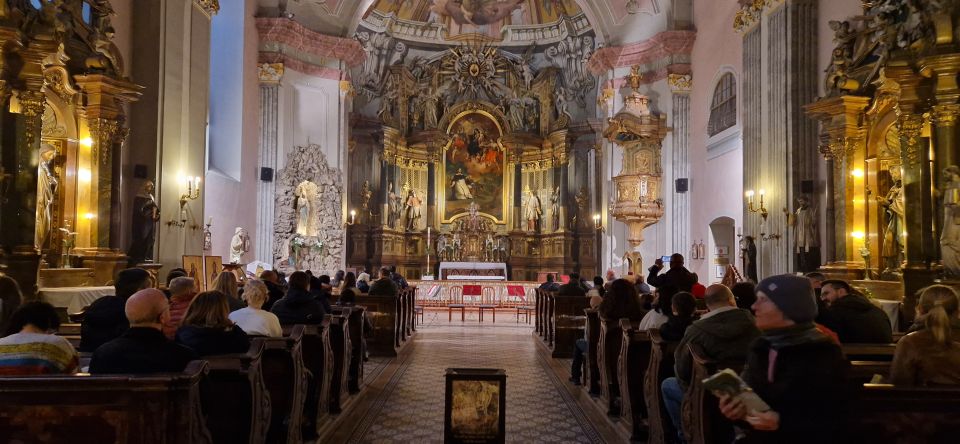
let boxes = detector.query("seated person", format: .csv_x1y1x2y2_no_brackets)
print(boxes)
211,271,245,312
571,279,645,385
719,275,848,443
258,270,286,311
162,277,198,339
310,275,334,313
163,268,187,298
658,291,698,341
557,272,586,297
338,272,361,305
0,275,24,335
539,273,560,291
230,280,282,337
690,273,707,299
818,279,892,343
732,281,757,313
586,276,605,309
271,271,327,324
176,291,250,356
89,289,197,374
80,268,151,352
890,285,960,386
0,302,79,375
662,285,760,443
356,272,371,293
638,288,675,331
390,266,409,289
368,268,399,297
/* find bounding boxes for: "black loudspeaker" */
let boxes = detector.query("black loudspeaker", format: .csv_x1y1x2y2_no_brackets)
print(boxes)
675,178,689,193
801,179,814,194
133,164,148,179
260,167,274,182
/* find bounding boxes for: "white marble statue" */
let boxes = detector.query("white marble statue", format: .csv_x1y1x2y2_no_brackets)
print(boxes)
524,188,542,232
296,187,311,236
230,227,250,264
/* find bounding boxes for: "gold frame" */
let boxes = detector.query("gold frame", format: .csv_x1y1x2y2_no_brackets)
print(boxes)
439,110,509,225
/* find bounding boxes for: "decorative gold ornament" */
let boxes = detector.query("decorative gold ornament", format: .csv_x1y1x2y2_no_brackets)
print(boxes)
627,65,643,91
18,90,46,152
194,0,220,17
932,103,960,127
87,118,123,166
897,113,924,167
667,73,692,93
258,63,284,83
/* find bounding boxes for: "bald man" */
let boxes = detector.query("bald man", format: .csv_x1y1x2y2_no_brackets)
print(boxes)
89,289,197,374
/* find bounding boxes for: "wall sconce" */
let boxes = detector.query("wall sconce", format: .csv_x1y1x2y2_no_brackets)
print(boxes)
745,189,768,220
167,175,201,228
79,137,93,148
344,209,357,226
593,213,603,231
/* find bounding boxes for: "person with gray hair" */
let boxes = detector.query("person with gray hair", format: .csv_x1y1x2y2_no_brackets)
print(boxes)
229,279,282,337
89,289,197,374
163,277,198,339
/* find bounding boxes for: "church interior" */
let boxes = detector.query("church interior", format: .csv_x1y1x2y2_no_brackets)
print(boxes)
1,0,960,443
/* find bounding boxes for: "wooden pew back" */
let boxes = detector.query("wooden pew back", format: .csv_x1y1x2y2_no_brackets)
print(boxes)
361,294,402,357
260,325,308,444
584,308,601,394
849,384,960,442
0,361,212,444
680,343,744,444
643,329,680,444
199,339,271,444
551,295,590,358
284,321,332,438
617,320,651,441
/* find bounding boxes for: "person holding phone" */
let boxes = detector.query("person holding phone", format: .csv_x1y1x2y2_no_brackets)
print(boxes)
718,274,848,443
647,253,696,293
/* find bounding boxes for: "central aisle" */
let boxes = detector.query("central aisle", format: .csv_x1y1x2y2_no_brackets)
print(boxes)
335,312,609,443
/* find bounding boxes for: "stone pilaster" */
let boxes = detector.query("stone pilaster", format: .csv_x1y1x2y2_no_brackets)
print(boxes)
256,63,282,264
742,25,763,274
669,73,691,256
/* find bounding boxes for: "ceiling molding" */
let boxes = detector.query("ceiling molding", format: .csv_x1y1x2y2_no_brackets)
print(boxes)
256,17,366,68
587,30,696,75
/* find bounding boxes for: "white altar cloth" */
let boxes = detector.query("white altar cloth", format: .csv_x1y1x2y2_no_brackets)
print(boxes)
447,275,506,281
39,286,114,313
438,262,508,280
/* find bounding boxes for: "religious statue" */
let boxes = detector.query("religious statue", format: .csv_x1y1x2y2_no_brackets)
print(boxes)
450,168,475,200
555,89,572,123
550,186,560,231
360,180,373,219
229,227,250,264
58,224,76,268
404,189,422,231
741,235,758,283
575,187,589,229
790,196,820,272
879,167,905,275
423,86,440,128
127,180,160,266
295,186,311,236
387,182,399,229
496,236,510,262
941,166,960,278
484,233,495,262
437,233,449,261
524,188,542,232
452,232,463,261
36,144,58,250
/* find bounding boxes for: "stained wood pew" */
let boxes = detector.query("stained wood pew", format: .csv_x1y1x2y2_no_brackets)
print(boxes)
842,343,896,362
551,295,590,358
283,321,332,439
847,384,960,441
617,320,652,442
260,325,308,444
361,294,404,357
583,308,602,395
680,343,745,444
535,289,545,336
327,311,352,414
0,361,213,443
199,339,271,444
643,329,680,444
597,316,623,415
332,305,366,394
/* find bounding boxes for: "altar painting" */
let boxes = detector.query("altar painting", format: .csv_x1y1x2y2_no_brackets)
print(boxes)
444,112,505,222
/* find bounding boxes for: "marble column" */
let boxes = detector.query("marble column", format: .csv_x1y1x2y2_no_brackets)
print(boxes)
742,25,762,274
256,63,282,264
669,74,691,256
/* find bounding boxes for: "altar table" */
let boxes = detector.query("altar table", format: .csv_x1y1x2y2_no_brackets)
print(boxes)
447,275,506,281
438,262,508,280
39,286,114,314
412,280,538,307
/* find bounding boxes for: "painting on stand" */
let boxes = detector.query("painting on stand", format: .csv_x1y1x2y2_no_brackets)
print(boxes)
443,111,505,223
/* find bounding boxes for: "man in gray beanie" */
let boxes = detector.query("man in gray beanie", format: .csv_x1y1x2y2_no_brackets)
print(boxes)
719,274,849,444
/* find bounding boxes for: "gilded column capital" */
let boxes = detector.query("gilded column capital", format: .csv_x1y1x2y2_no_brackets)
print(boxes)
667,73,692,94
820,136,861,165
931,103,960,127
87,118,122,167
897,113,925,167
194,0,220,17
18,90,46,151
258,63,284,84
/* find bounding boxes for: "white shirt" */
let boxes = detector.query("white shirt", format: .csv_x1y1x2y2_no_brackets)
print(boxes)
638,309,669,331
229,307,282,337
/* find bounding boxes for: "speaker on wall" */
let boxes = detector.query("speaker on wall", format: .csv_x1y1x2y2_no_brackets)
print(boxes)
675,178,689,193
801,180,814,194
260,167,274,182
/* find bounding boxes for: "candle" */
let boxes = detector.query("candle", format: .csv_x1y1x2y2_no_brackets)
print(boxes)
208,216,213,225
180,209,186,221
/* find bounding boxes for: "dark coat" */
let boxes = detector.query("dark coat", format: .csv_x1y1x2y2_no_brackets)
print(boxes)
647,266,696,293
659,315,696,342
738,336,849,444
538,281,559,291
357,280,370,293
311,288,333,313
175,325,250,357
556,282,586,297
368,278,399,297
270,287,327,325
89,327,197,374
819,295,893,343
262,281,285,311
674,308,760,387
339,287,361,305
79,296,129,352
597,293,646,322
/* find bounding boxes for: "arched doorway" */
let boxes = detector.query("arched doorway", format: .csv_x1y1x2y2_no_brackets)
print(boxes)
708,216,736,283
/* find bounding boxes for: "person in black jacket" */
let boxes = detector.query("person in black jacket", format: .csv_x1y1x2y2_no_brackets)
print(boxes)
90,288,197,374
271,271,327,324
556,272,586,297
80,268,151,352
719,275,848,444
818,280,892,343
311,275,333,314
369,267,399,297
659,291,697,341
258,270,286,311
539,273,560,291
572,279,646,386
175,291,250,356
647,253,696,293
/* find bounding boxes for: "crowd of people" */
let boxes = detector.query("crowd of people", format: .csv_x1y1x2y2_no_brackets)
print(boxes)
549,253,960,443
0,263,411,377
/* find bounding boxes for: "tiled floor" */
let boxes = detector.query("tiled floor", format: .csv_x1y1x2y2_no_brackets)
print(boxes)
339,310,607,443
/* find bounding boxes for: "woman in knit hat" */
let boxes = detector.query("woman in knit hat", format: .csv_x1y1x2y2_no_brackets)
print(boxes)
719,274,848,444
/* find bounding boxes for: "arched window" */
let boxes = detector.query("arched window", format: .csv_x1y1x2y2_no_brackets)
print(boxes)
708,73,737,137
